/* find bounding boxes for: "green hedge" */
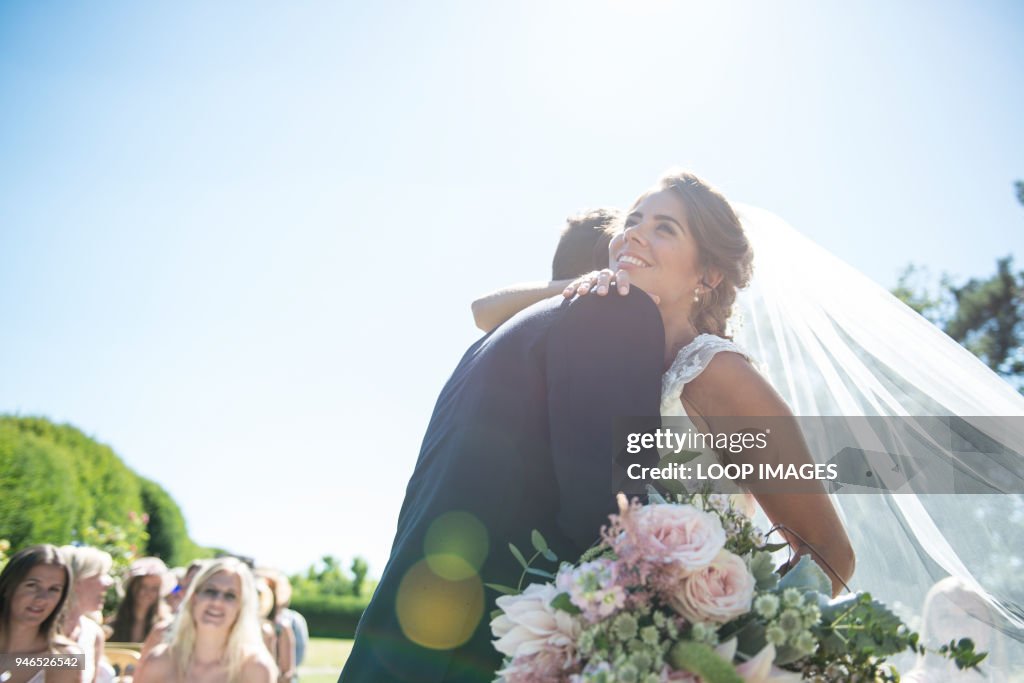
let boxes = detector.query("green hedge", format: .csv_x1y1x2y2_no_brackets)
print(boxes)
289,594,372,639
0,415,200,563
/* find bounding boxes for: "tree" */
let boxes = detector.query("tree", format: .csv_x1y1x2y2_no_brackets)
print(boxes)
892,182,1024,391
350,556,369,597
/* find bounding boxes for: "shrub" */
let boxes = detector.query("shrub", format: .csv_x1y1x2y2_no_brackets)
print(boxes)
288,593,372,639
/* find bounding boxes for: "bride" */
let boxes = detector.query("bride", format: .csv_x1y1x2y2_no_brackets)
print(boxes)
473,169,1024,677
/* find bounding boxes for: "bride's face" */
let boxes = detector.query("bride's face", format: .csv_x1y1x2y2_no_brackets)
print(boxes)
609,189,703,307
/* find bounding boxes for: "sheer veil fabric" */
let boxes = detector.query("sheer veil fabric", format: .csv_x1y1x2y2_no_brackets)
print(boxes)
726,204,1024,675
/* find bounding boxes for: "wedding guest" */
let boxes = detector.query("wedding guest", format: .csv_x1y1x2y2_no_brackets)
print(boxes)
134,557,276,683
255,570,308,672
108,557,170,644
0,544,83,683
140,560,205,661
163,568,187,615
255,577,296,683
471,208,619,332
59,545,116,683
903,577,1007,682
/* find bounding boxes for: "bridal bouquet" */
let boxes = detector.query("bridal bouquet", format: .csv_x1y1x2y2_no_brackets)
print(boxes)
488,492,984,683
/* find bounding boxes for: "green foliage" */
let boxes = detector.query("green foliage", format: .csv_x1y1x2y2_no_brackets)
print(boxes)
893,257,1024,391
138,477,198,566
893,180,1024,391
349,556,368,597
668,642,744,683
289,593,371,639
78,516,149,576
288,556,376,639
291,555,377,601
0,420,83,548
0,415,205,564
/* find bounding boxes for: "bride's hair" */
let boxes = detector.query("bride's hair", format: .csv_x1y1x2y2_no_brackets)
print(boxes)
646,170,753,338
167,557,273,682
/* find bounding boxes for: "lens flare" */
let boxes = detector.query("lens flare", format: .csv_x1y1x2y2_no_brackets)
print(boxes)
423,510,489,581
395,558,484,650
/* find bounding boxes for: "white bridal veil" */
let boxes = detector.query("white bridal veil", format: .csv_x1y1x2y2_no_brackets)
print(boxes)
730,204,1024,677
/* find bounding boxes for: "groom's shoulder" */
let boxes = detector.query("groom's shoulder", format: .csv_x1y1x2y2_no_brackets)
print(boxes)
496,289,662,341
558,288,663,331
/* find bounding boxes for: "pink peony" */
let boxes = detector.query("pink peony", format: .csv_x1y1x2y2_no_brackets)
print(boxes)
614,499,726,573
491,582,581,669
666,550,755,624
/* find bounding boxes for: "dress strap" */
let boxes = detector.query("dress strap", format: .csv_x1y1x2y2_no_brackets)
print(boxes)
661,334,752,409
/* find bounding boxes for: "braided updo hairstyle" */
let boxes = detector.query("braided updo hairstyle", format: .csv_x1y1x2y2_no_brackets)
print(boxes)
646,170,754,339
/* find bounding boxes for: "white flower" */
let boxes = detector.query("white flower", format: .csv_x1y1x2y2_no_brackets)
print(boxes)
491,582,581,663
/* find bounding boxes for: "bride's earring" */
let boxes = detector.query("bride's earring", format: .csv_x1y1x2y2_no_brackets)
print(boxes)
693,287,701,303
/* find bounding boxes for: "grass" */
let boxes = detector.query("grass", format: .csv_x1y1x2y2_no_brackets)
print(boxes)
297,637,354,683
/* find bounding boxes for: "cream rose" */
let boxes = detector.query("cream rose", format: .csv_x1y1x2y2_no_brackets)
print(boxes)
668,550,755,624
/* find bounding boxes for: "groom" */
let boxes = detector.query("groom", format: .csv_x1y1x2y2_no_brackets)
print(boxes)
339,278,664,682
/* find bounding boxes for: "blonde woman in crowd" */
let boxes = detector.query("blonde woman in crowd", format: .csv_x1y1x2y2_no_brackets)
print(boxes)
135,557,275,683
59,545,116,683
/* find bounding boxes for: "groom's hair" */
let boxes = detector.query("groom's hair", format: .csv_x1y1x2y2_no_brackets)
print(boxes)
552,208,620,280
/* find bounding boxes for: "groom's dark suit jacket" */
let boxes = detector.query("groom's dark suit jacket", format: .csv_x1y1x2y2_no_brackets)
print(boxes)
339,291,664,683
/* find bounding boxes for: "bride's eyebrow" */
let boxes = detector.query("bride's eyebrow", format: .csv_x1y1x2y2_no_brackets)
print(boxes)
653,214,684,230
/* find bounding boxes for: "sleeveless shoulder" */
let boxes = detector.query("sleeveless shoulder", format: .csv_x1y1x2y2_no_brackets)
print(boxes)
661,334,752,414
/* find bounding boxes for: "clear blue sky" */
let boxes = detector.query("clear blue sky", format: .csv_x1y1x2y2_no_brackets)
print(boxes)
1,1,1022,576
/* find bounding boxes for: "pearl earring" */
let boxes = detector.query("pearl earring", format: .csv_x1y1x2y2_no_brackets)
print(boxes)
693,288,701,303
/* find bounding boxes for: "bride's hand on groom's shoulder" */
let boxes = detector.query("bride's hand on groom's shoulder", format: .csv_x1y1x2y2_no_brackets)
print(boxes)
563,268,660,304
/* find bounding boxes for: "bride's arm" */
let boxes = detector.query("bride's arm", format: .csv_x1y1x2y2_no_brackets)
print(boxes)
472,269,639,332
471,280,572,332
685,352,856,597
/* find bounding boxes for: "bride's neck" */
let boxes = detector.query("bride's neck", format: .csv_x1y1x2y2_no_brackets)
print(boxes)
660,310,699,366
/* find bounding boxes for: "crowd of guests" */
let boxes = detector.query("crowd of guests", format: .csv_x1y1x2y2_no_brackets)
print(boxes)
0,543,308,683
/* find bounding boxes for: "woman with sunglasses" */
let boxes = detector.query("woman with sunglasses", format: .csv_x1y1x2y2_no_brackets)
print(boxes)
135,557,275,683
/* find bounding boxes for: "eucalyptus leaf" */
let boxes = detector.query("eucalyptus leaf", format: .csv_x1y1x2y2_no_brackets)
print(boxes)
778,555,831,595
509,542,529,570
668,642,744,683
550,592,582,615
749,551,779,590
524,567,555,580
484,583,519,596
531,529,549,554
732,621,767,660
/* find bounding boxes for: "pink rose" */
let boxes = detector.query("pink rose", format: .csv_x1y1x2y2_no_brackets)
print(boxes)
667,550,755,624
628,504,727,571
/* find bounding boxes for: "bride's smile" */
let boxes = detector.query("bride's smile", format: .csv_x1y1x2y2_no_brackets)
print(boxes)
609,188,706,312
